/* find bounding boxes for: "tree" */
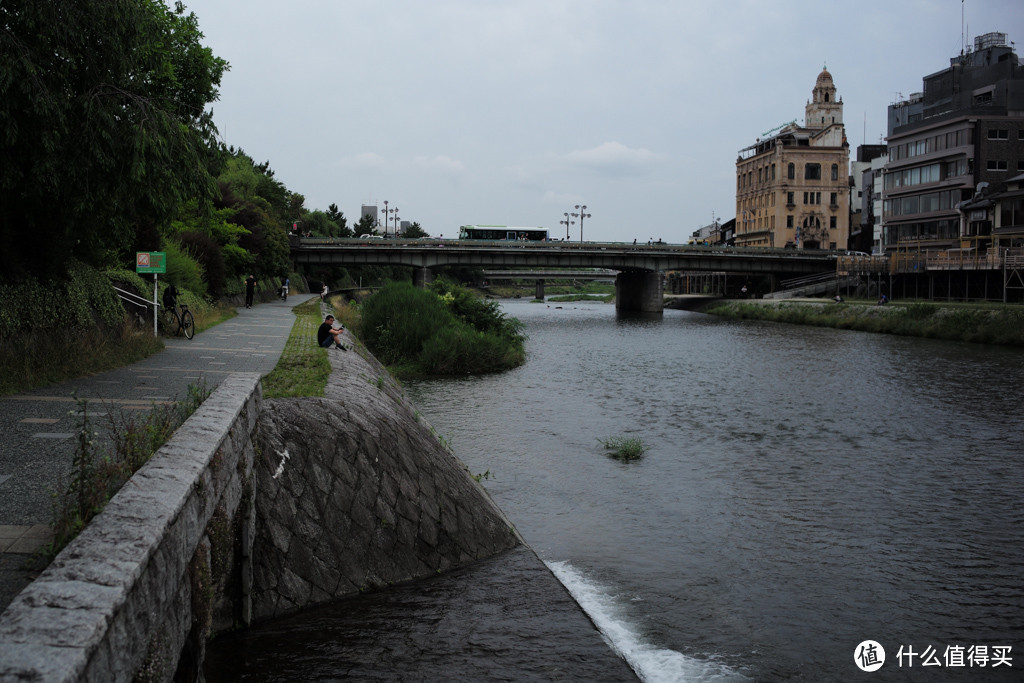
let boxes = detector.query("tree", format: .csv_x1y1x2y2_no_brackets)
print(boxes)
326,203,351,237
403,222,430,238
353,214,377,236
0,0,229,279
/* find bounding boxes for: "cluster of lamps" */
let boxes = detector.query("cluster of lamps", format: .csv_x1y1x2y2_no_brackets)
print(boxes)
381,200,400,237
560,204,591,241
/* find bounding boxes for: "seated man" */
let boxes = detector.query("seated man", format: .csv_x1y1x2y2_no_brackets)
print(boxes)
317,314,346,349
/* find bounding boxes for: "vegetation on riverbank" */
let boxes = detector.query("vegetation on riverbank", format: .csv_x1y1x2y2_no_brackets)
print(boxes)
0,264,231,396
359,279,526,378
705,299,1024,346
261,297,333,398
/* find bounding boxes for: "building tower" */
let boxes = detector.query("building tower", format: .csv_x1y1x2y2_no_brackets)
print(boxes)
735,68,851,251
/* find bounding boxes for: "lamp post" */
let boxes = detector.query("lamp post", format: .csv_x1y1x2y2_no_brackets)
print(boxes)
571,204,591,242
560,212,574,240
393,215,401,236
382,200,389,236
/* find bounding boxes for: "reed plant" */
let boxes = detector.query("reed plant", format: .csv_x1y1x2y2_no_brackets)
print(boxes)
598,435,648,462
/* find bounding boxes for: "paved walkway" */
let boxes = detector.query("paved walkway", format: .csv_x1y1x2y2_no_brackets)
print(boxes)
0,294,315,611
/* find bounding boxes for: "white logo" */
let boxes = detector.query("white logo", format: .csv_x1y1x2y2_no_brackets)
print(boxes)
855,640,886,672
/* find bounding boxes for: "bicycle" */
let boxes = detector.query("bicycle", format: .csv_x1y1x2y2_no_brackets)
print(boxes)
162,301,195,339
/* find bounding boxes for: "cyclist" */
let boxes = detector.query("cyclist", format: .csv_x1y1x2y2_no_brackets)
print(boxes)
162,283,178,312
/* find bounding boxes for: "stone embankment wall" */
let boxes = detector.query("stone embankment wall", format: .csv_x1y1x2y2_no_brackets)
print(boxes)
0,329,522,681
251,328,522,620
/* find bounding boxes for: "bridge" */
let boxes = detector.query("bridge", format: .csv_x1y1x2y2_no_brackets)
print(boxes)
291,237,834,312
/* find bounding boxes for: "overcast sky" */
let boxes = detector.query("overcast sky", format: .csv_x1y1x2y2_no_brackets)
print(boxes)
182,0,1021,242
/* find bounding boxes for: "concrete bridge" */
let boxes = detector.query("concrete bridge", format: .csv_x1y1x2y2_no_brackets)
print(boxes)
292,237,834,312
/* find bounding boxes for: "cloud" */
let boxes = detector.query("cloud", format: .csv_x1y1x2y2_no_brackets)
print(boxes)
560,141,666,177
412,155,466,176
339,152,386,171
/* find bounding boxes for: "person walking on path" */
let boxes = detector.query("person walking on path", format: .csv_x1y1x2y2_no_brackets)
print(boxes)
244,275,257,308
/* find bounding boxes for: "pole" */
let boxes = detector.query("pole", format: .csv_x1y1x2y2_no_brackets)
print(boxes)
153,274,159,337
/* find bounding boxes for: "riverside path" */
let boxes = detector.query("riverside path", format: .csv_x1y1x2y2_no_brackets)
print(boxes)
0,294,314,611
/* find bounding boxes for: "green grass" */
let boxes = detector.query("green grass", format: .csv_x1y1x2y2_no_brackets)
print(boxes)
261,297,333,398
598,435,648,462
704,300,1024,346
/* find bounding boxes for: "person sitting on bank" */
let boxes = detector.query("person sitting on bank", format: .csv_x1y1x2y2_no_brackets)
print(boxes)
317,314,346,350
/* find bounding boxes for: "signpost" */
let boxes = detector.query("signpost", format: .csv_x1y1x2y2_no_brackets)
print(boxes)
136,252,166,336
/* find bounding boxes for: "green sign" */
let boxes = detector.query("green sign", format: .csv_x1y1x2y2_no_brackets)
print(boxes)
136,251,166,274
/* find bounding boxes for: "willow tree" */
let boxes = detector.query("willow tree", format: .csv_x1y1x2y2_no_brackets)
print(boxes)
0,0,228,279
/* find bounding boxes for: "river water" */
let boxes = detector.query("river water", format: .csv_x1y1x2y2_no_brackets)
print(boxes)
208,301,1024,681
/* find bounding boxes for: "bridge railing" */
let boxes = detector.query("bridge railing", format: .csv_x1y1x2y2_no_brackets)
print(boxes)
296,236,839,259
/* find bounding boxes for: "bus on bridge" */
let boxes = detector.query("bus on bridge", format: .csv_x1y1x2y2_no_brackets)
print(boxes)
459,225,549,241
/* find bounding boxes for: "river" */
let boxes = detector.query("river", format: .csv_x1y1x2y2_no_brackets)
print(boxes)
207,301,1024,681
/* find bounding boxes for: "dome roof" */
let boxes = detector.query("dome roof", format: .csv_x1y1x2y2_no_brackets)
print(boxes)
817,67,833,84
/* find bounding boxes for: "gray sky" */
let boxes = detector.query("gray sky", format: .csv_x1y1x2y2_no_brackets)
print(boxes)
183,0,1022,242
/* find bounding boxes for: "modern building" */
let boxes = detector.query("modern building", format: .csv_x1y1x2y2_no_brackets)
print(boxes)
881,32,1024,253
735,68,851,250
851,144,887,253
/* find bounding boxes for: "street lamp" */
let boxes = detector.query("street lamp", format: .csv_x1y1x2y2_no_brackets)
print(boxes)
560,212,574,240
382,200,389,237
571,204,591,242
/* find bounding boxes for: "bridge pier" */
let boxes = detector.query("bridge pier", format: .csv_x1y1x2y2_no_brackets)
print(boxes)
535,278,545,300
412,267,433,288
615,271,663,314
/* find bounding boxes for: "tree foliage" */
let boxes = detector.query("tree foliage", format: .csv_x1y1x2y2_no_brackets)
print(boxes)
0,0,228,279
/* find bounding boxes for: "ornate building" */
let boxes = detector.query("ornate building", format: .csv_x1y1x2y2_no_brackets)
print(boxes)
735,68,851,250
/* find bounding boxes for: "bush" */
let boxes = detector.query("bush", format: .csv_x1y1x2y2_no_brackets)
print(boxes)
161,238,207,297
360,280,525,376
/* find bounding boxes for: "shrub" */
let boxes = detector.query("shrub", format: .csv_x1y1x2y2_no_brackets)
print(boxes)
360,280,526,376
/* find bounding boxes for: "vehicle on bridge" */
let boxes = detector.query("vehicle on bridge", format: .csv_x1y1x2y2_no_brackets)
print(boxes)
459,225,549,241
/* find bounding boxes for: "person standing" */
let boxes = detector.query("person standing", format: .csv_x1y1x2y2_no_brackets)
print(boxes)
244,275,257,309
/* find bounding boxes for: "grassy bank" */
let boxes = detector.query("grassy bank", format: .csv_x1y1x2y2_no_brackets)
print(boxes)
705,299,1024,346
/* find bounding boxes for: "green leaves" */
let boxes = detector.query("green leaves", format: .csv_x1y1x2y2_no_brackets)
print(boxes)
0,0,228,278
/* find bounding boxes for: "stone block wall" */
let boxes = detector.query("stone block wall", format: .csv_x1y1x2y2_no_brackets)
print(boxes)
251,327,522,621
0,373,261,682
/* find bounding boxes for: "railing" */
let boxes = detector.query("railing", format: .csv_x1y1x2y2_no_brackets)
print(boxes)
114,285,160,336
779,271,838,290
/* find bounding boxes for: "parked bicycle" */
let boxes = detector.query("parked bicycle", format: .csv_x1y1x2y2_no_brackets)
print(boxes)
162,302,195,339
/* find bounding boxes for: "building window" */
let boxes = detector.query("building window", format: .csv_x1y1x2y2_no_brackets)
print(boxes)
788,163,795,180
830,216,837,229
831,164,839,181
805,163,821,180
803,191,821,205
830,192,838,206
787,215,794,228
986,129,1008,140
987,160,1008,171
771,164,776,180
787,191,795,206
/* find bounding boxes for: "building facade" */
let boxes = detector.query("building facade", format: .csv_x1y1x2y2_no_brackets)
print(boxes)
882,32,1024,252
735,68,851,250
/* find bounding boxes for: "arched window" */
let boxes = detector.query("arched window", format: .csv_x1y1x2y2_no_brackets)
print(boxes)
831,164,839,181
788,163,795,180
824,93,830,103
